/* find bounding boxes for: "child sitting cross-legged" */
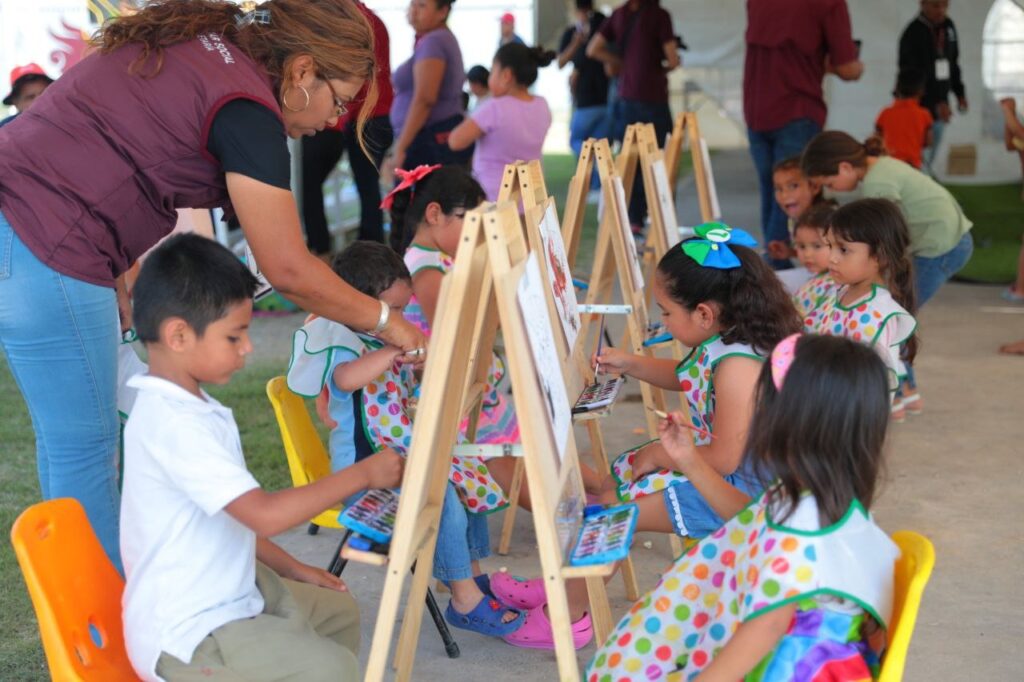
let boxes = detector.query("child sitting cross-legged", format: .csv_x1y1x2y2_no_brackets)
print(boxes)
120,234,404,682
288,240,523,640
586,334,900,680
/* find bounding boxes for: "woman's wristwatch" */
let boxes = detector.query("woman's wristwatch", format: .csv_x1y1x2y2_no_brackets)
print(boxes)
370,299,390,335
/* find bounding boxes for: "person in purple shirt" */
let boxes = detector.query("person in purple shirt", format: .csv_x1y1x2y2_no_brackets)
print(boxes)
587,0,680,232
389,0,472,172
449,43,554,201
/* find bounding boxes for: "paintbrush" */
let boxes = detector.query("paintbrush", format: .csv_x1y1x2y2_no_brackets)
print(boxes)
645,406,716,440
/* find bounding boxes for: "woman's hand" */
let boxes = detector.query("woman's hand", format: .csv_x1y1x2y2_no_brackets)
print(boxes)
593,346,634,377
377,316,428,365
657,411,702,473
285,561,349,592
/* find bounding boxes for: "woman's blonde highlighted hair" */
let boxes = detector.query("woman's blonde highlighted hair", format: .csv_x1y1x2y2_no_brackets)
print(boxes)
95,0,379,158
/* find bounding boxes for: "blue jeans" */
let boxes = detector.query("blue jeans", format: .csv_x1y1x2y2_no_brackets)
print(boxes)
570,105,608,190
606,78,624,145
0,212,122,572
620,99,673,228
902,231,975,390
747,117,822,269
432,483,490,582
662,460,763,540
922,118,946,175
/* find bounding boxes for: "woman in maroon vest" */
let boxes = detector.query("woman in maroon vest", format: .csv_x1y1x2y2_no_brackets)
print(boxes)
0,0,426,573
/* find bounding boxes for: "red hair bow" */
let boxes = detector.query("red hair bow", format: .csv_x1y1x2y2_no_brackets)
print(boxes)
380,164,441,210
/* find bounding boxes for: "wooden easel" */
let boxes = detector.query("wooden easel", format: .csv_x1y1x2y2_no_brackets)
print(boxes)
489,160,639,602
562,139,596,268
577,135,688,555
362,202,618,682
664,111,720,221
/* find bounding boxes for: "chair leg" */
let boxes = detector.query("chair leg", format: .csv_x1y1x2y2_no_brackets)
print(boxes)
327,529,353,577
424,587,460,659
307,522,320,536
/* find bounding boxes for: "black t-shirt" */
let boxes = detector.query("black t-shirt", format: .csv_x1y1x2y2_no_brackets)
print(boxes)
206,98,291,190
559,12,610,109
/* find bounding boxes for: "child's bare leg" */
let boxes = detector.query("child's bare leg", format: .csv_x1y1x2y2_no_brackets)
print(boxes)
487,456,532,511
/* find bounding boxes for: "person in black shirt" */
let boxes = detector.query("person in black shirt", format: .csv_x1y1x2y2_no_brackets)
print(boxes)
899,0,968,173
558,0,609,190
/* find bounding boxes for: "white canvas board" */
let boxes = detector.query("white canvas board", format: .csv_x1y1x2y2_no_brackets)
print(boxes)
651,159,680,250
612,177,646,292
538,203,580,350
699,138,723,220
517,254,571,465
244,242,274,301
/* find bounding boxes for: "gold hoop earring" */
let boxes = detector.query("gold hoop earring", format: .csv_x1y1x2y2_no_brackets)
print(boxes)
282,85,310,112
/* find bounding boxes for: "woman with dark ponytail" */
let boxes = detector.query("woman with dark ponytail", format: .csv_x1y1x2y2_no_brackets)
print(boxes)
448,43,555,200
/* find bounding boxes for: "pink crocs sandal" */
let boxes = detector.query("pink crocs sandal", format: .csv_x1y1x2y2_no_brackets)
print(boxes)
491,572,547,610
502,604,593,650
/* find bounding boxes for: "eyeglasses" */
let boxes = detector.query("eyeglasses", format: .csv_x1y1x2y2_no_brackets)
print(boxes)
322,78,349,118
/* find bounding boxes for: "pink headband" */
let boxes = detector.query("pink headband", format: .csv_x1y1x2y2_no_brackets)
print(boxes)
770,333,801,391
380,164,441,210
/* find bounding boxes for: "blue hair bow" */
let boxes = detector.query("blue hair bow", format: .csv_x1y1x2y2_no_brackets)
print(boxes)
681,222,758,269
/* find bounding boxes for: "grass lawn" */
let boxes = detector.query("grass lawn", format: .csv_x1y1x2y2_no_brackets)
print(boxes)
946,183,1023,283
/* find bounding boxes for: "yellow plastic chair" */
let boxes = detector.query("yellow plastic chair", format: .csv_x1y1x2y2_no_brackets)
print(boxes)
10,498,141,681
878,530,936,682
266,376,349,574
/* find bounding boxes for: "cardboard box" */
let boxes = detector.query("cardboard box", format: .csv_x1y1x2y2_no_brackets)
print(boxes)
946,144,977,176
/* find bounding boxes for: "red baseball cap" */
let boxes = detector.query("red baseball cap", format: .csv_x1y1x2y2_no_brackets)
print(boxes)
3,63,54,106
500,12,515,24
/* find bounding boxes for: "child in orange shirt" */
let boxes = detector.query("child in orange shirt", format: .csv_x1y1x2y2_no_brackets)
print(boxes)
875,68,934,169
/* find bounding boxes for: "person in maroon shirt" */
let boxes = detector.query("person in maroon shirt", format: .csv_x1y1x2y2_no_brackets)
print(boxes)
587,0,679,230
301,1,394,251
744,0,862,269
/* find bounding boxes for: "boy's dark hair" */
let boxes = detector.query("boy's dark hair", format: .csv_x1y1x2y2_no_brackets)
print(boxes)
801,130,885,177
493,43,556,88
575,0,594,10
894,68,926,99
388,166,486,254
331,240,411,298
794,201,838,232
771,155,802,175
747,334,890,525
828,198,918,361
656,242,802,355
133,234,258,342
466,64,490,86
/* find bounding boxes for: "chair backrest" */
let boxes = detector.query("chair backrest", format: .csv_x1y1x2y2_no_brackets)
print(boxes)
878,530,936,682
10,498,140,681
266,376,332,488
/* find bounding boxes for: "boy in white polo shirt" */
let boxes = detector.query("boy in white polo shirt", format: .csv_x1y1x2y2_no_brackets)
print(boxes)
120,234,404,682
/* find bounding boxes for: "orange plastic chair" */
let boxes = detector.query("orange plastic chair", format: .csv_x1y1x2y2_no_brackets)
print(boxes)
10,498,140,681
878,530,936,682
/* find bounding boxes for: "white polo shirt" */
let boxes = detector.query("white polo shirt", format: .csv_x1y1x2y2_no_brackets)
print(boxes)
120,375,262,681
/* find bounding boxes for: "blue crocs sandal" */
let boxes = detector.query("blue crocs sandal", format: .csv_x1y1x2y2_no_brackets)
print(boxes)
444,596,525,637
441,574,495,596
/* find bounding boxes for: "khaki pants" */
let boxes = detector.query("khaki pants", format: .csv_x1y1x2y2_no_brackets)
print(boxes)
157,563,361,681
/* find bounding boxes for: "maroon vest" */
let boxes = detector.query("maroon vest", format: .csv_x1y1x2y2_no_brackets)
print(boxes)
0,35,281,286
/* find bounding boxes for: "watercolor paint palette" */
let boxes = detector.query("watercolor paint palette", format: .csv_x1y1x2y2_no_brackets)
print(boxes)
337,488,399,545
569,503,639,567
572,376,625,414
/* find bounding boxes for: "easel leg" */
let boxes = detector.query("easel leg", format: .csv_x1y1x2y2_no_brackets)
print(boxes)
546,576,583,681
393,547,435,676
497,459,525,555
364,565,410,682
585,575,614,646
